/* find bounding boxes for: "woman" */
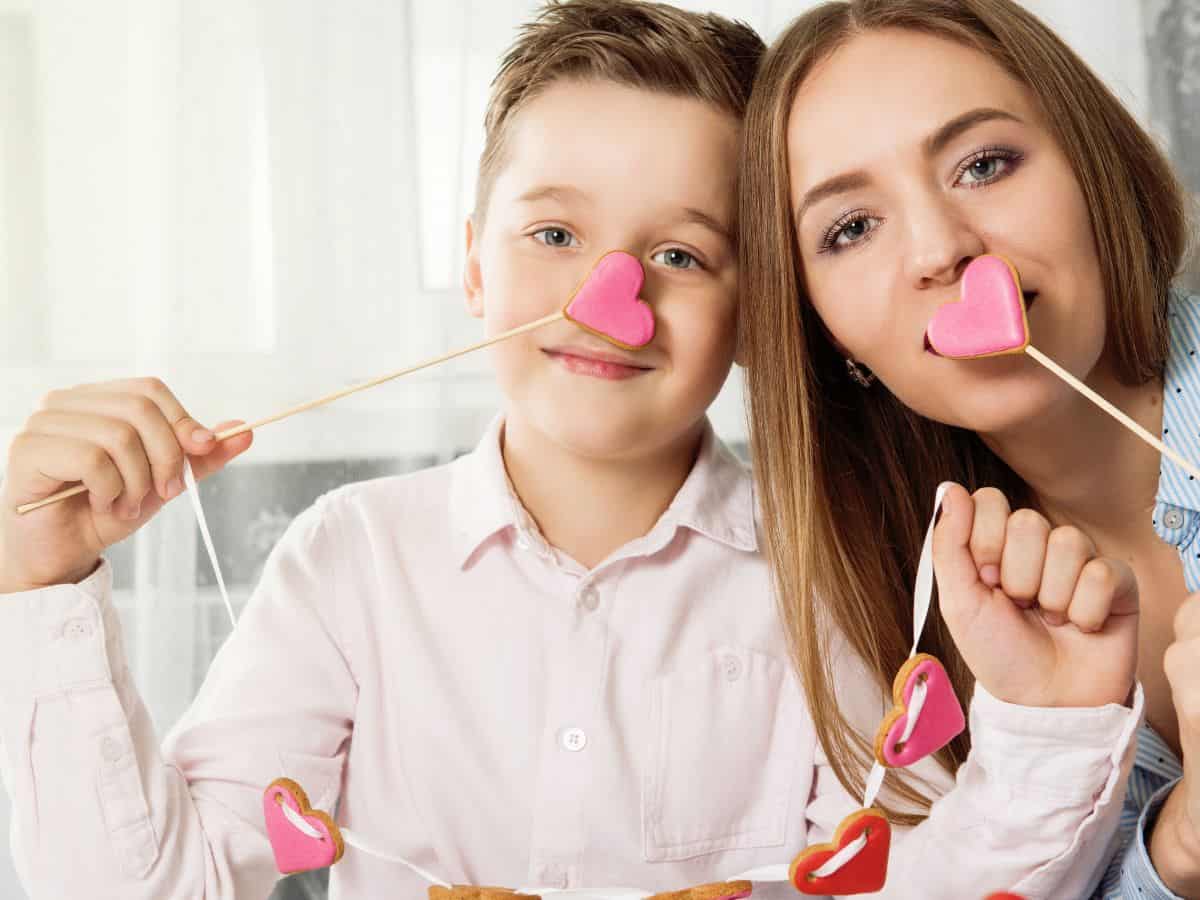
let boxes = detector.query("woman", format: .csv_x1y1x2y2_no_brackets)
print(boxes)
740,1,1195,895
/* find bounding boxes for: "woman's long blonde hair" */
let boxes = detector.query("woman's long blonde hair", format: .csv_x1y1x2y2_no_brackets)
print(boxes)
740,0,1189,824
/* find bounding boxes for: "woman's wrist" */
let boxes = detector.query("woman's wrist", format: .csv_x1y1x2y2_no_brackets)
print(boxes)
1149,780,1200,896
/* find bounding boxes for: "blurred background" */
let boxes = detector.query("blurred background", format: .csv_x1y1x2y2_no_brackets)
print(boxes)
0,1,1196,897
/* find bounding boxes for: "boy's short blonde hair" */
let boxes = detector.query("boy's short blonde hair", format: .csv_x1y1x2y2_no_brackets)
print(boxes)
475,0,764,224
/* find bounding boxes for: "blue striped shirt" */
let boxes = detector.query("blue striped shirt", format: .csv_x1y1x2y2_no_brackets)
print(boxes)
1096,289,1200,898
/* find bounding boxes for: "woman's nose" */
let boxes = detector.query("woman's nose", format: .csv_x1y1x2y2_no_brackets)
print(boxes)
902,191,985,290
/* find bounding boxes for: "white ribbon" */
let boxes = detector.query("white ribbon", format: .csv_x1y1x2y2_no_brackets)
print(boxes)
814,484,949,874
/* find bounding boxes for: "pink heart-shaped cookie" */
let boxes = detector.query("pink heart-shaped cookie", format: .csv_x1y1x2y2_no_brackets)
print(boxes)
874,653,965,768
925,255,1029,358
263,777,345,874
563,251,654,350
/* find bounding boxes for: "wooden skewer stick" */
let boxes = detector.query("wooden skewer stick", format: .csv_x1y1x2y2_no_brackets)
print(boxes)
16,311,565,516
1025,344,1200,481
215,311,563,440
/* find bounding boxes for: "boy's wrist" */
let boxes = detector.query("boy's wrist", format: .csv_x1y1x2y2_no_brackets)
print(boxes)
0,557,100,595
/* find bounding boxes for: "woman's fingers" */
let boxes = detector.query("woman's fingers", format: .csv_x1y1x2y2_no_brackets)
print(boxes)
1037,526,1096,626
969,487,1010,587
1066,557,1138,633
999,508,1050,605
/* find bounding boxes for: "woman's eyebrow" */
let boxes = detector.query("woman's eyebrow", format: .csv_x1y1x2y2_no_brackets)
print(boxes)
924,107,1023,157
794,107,1025,225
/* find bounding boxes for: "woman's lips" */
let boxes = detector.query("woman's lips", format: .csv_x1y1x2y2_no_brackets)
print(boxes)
923,291,1039,355
543,348,653,380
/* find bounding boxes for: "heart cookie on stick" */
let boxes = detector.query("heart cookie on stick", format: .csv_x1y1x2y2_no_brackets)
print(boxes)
925,254,1200,482
18,251,655,515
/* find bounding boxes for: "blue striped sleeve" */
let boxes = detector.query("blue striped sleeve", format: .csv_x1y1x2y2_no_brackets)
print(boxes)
1118,777,1186,899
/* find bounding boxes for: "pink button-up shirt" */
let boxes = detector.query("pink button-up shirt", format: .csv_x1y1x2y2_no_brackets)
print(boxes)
0,418,1141,899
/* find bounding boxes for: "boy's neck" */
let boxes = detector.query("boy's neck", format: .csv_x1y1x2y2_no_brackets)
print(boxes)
500,413,706,570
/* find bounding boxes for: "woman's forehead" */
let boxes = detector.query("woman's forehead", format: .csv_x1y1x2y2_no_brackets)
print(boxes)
785,30,1036,186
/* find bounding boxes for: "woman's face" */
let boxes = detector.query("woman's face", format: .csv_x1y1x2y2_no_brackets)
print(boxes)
786,28,1107,434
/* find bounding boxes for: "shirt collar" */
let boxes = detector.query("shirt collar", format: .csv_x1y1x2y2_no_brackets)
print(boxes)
448,416,758,568
1157,289,1200,512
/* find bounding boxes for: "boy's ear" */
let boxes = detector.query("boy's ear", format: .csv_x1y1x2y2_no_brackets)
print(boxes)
463,216,484,319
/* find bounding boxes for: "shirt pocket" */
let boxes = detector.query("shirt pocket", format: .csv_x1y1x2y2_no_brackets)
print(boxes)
641,644,800,861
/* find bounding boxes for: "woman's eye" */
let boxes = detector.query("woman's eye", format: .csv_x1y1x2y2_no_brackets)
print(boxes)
956,150,1021,187
533,227,578,248
822,215,879,253
652,248,699,270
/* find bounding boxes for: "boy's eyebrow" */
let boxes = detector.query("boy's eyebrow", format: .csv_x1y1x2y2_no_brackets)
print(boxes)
677,208,732,243
516,184,591,205
795,107,1024,224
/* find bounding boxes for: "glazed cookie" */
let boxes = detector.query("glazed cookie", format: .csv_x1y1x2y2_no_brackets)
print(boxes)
645,880,753,900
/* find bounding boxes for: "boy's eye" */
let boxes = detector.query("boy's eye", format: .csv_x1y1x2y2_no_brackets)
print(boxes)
652,248,699,270
533,227,579,248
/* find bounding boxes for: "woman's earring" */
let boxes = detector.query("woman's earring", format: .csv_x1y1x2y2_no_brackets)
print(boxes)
845,358,876,388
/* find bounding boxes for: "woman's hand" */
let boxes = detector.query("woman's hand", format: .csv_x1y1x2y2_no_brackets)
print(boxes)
0,378,252,594
931,483,1138,709
1149,592,1200,895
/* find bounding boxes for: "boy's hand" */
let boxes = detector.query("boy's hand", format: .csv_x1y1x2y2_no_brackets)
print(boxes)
0,378,252,594
931,483,1137,708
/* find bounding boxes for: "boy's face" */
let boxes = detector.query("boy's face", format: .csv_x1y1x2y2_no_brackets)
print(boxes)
464,79,739,461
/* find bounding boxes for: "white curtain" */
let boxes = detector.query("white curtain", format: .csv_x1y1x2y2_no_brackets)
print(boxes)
0,2,1193,898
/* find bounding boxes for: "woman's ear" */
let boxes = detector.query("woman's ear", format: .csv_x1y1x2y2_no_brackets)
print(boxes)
463,216,484,319
734,318,750,367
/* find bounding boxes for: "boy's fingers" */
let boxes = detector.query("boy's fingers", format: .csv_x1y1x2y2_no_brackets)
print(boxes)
26,411,153,519
186,422,253,482
969,487,1009,586
11,432,124,515
80,377,214,456
999,508,1050,605
40,391,186,501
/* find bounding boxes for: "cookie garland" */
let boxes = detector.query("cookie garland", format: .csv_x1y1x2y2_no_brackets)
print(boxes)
789,485,965,895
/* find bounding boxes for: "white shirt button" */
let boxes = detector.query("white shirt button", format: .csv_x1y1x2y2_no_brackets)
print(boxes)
537,863,567,887
559,727,588,752
577,585,599,612
722,653,743,682
100,736,123,763
1165,508,1185,530
61,618,94,640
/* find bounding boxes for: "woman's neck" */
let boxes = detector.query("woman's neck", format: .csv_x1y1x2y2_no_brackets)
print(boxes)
980,357,1163,548
501,413,705,570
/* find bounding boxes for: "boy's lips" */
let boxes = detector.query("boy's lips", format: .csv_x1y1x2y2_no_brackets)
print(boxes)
542,344,654,380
